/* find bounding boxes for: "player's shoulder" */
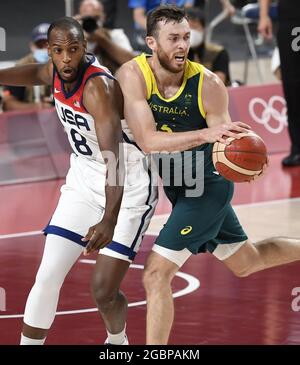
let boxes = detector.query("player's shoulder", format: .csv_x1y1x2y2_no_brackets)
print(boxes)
116,58,146,93
117,58,141,80
201,66,228,112
84,72,113,97
84,57,114,86
202,66,227,95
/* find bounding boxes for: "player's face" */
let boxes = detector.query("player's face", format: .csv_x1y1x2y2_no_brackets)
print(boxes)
153,19,191,73
48,29,86,83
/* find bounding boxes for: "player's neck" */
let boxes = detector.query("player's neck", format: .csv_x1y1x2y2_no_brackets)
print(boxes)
63,80,78,93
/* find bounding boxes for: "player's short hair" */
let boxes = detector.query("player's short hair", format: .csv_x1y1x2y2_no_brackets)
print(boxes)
47,17,84,43
147,5,188,38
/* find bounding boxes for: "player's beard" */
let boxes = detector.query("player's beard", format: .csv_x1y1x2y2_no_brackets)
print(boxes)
157,46,185,74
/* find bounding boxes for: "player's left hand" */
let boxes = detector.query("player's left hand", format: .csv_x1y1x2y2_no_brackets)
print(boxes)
82,218,116,255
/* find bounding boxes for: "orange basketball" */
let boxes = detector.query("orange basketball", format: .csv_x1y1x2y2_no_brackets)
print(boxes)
212,132,268,183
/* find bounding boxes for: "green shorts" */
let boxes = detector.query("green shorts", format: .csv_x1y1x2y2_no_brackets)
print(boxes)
156,176,248,255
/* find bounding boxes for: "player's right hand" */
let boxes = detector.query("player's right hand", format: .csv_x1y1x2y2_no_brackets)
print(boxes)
202,121,251,145
81,218,116,256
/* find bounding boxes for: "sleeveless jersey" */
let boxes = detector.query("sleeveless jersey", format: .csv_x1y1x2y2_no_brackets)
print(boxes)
53,54,119,166
134,53,214,188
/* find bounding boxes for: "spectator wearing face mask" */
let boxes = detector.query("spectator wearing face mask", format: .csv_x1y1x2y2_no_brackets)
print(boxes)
128,0,194,52
2,23,53,111
187,7,231,86
76,0,135,74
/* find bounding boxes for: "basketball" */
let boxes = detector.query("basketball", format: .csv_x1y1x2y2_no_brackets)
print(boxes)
212,132,268,183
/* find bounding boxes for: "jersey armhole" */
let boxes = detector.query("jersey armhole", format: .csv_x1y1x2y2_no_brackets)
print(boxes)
81,72,115,112
52,66,56,95
134,55,152,100
198,64,206,119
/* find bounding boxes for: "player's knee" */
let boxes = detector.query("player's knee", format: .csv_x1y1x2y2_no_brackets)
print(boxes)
225,241,263,278
231,267,252,278
229,259,260,277
35,265,64,290
142,267,173,293
91,276,117,310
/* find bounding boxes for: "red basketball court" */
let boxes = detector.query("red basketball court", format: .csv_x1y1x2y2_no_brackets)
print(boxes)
1,150,300,344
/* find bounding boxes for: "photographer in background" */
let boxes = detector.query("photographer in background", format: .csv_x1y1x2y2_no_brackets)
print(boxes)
2,23,53,111
77,0,135,74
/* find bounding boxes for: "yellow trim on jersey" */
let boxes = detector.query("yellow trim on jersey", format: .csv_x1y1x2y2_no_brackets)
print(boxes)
134,53,153,100
198,64,206,119
134,53,206,118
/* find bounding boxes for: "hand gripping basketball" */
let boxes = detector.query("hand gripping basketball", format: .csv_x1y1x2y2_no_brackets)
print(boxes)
212,131,268,183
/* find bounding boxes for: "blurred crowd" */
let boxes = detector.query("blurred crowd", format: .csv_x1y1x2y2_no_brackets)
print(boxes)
3,1,299,167
0,0,279,113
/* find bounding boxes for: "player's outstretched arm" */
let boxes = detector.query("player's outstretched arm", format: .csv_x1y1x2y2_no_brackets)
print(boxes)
81,76,124,255
117,61,249,153
0,60,53,86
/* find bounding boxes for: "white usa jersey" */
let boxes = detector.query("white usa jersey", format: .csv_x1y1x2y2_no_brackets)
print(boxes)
47,55,158,262
54,54,119,165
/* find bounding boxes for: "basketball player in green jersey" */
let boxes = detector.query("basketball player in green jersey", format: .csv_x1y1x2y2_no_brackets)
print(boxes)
117,5,300,344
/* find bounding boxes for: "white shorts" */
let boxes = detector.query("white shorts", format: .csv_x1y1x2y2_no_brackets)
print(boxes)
44,153,158,262
152,240,247,268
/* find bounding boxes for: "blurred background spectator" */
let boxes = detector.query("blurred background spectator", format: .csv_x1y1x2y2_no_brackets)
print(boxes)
0,0,282,89
194,0,235,15
2,23,53,112
187,7,231,85
128,0,194,52
76,0,135,73
259,0,300,166
101,0,118,29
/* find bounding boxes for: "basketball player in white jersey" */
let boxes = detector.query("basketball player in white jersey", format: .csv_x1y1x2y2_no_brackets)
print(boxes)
0,17,159,345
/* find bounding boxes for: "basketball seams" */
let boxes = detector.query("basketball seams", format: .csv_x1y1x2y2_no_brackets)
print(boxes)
214,150,261,176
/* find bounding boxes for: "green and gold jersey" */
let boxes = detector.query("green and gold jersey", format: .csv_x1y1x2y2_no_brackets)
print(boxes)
134,53,215,190
135,53,207,133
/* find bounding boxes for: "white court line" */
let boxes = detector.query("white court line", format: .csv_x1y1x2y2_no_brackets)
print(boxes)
1,196,300,240
234,196,300,208
0,230,42,240
0,262,200,319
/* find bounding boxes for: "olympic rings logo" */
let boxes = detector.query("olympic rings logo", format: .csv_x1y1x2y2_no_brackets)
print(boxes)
248,96,287,134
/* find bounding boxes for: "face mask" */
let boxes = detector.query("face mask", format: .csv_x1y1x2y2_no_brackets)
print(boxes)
190,29,204,49
33,49,49,64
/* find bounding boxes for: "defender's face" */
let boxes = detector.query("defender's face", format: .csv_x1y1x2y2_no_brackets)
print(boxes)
153,19,191,73
48,29,86,83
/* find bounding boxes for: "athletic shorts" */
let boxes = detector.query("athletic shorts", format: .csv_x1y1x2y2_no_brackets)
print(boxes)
154,174,248,266
44,153,158,262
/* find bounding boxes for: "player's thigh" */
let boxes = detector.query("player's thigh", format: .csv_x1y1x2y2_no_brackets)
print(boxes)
156,185,233,255
45,186,103,244
208,205,248,259
99,197,157,263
